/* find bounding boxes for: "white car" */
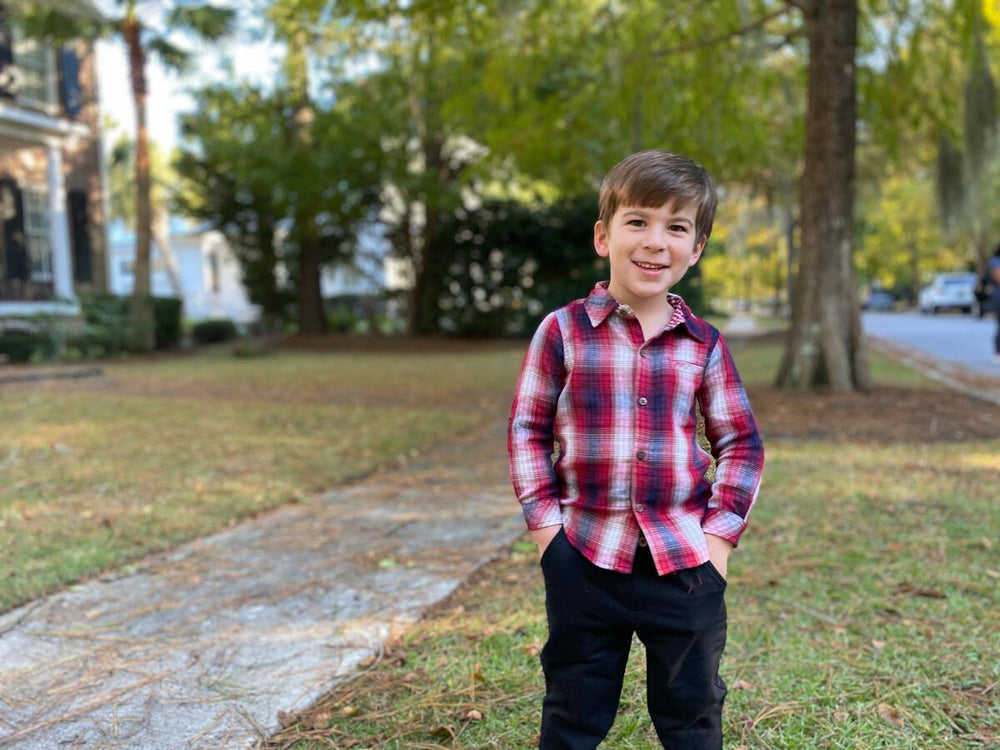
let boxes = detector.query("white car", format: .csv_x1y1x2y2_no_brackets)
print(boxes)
918,272,978,314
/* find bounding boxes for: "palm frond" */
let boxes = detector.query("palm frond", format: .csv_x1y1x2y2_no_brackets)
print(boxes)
146,36,191,72
166,5,237,42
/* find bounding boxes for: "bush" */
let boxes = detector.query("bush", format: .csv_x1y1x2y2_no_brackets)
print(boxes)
153,297,183,350
191,318,238,344
0,328,47,363
77,293,130,355
78,293,183,352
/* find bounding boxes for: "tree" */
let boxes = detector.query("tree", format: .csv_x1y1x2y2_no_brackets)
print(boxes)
935,0,999,274
266,0,326,334
15,0,235,350
174,80,383,332
775,0,870,390
106,133,183,301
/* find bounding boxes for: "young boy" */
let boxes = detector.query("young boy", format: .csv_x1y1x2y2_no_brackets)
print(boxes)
508,150,764,749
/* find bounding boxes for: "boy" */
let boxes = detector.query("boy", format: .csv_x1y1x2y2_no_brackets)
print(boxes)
508,150,764,749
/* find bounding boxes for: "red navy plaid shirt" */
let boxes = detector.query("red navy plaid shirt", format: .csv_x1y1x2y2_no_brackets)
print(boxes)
508,283,764,575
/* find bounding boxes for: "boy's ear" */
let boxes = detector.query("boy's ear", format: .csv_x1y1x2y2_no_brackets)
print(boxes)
594,221,610,258
689,235,707,267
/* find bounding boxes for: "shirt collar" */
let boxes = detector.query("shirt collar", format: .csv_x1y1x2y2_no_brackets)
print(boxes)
583,281,707,342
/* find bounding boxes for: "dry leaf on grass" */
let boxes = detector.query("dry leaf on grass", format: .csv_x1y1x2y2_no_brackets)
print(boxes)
877,703,904,726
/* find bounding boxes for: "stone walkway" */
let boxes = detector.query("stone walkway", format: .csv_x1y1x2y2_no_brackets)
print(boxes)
0,415,522,750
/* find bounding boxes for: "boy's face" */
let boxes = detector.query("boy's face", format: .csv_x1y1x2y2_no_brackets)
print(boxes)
594,200,706,309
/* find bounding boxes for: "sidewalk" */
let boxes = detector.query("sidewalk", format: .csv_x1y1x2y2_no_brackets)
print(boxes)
0,415,523,749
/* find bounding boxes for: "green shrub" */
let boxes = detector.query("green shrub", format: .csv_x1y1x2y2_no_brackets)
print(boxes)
152,297,183,350
0,328,46,363
78,293,183,352
78,293,130,355
191,318,238,344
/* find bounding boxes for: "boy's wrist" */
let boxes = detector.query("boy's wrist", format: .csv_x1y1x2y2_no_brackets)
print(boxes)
529,524,563,559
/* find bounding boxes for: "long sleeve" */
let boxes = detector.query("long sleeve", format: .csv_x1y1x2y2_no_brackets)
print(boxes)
697,334,765,545
507,312,566,530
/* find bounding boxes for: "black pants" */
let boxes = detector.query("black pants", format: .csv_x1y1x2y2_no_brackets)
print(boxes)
539,529,728,749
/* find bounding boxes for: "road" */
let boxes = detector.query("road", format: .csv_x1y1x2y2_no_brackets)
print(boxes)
863,310,999,376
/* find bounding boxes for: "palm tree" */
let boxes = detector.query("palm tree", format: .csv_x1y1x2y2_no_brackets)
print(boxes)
107,132,184,302
14,0,235,350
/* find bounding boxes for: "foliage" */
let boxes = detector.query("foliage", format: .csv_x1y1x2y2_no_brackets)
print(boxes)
166,0,997,351
152,297,184,349
191,318,238,344
0,327,46,363
75,293,182,353
174,82,383,331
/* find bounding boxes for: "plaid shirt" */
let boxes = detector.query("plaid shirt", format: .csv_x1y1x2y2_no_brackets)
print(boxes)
508,283,764,575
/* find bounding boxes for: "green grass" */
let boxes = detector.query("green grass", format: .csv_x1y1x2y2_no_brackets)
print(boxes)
0,344,526,613
263,339,1000,750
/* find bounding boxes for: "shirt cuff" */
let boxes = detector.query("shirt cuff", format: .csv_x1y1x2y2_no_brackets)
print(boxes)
702,508,748,547
521,498,563,530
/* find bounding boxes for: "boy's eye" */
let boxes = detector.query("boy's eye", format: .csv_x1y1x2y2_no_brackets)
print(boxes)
626,219,646,227
669,224,688,233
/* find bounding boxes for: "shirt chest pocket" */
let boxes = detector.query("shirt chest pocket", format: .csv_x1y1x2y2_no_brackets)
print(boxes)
663,359,705,405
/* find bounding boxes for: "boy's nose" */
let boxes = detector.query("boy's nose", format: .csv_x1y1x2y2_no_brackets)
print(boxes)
644,229,670,251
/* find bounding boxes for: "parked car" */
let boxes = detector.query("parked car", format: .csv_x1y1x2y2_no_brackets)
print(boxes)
861,288,897,311
918,272,978,314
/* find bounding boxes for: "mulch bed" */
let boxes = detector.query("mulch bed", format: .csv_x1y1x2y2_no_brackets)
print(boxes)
749,385,1000,444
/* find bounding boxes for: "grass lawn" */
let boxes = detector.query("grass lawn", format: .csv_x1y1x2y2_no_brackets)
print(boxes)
0,342,526,613
262,338,1000,749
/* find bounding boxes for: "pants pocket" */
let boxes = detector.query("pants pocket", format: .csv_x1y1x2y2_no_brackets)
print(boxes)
701,560,728,589
539,527,567,568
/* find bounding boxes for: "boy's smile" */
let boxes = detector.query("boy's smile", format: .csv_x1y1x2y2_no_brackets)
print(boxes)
594,201,706,313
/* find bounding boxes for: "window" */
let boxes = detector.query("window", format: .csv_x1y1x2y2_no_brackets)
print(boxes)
23,188,52,282
11,36,56,108
208,250,220,293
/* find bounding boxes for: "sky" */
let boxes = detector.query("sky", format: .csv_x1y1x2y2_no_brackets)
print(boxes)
94,7,280,156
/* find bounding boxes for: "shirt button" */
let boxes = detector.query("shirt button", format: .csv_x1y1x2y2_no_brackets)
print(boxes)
638,397,648,406
639,349,648,358
635,503,645,512
636,450,646,461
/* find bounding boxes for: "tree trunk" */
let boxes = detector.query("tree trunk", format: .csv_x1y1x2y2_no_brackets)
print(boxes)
297,212,326,334
124,10,155,351
287,28,325,335
152,207,183,301
776,0,870,391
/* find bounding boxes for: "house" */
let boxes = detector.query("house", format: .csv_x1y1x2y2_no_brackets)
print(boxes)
108,220,260,326
0,8,107,317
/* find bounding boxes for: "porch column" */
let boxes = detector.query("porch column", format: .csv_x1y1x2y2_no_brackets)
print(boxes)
47,143,74,300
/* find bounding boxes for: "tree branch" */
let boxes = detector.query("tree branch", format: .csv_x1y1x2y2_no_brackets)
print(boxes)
642,3,800,60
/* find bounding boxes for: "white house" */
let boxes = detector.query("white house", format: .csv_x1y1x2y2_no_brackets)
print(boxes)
109,221,260,326
109,220,392,327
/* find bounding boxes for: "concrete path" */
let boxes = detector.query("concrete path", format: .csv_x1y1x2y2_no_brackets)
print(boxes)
0,415,523,749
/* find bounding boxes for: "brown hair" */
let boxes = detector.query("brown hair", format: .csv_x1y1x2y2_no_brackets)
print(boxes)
598,150,718,242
